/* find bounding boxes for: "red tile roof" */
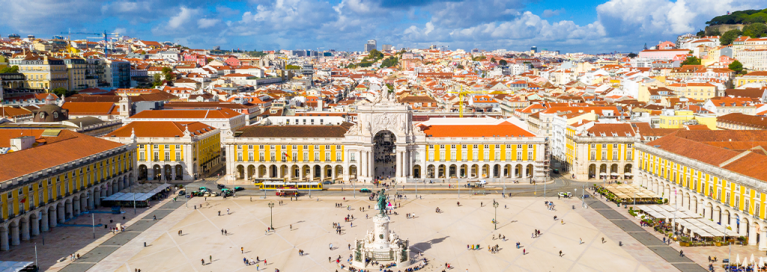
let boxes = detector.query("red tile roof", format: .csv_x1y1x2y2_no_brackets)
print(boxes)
421,121,534,137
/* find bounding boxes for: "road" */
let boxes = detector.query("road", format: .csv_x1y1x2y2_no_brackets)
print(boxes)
179,173,601,198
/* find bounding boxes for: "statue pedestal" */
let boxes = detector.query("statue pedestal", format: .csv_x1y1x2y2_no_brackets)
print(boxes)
352,214,410,269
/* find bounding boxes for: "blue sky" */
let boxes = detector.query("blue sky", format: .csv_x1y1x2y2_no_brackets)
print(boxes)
0,0,762,53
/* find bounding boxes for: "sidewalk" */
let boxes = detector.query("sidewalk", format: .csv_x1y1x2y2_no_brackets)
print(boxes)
53,195,189,272
590,189,763,271
586,190,706,272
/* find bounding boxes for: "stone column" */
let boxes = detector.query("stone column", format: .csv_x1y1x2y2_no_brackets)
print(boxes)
65,201,73,220
57,205,65,224
0,228,8,251
81,197,88,213
738,216,748,237
94,190,101,207
396,150,402,178
10,223,19,246
74,198,81,215
31,217,39,236
48,209,57,229
20,221,29,241
760,228,767,251
730,214,737,231
41,210,49,232
749,224,758,246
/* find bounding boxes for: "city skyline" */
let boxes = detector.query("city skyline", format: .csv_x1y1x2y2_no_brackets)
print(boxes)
1,0,764,53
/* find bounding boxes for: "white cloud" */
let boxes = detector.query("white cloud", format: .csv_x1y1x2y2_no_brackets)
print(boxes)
198,18,220,29
596,0,763,37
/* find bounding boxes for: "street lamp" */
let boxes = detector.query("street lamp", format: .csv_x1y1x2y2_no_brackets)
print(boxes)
493,200,499,230
268,202,275,229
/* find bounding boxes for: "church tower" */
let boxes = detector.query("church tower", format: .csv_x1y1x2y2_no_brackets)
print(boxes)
119,94,132,118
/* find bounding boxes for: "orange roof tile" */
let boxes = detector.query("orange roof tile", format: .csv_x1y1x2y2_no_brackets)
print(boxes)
421,121,534,138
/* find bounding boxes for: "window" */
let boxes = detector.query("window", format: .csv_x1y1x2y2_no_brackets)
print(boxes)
313,152,319,161
528,151,533,161
325,152,331,162
175,152,181,161
271,152,276,161
473,145,478,148
440,151,445,161
164,145,169,149
259,152,265,161
164,152,170,161
483,150,489,160
336,152,342,161
516,151,522,161
450,150,456,161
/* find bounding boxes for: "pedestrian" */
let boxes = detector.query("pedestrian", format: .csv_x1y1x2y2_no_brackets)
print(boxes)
559,250,562,257
579,238,582,244
290,224,292,230
523,248,526,255
602,237,605,244
218,211,221,216
210,255,212,263
225,229,228,235
679,250,683,257
241,247,244,254
202,259,205,265
222,229,224,235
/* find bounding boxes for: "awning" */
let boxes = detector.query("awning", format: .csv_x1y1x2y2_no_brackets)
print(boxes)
102,184,171,202
0,261,35,272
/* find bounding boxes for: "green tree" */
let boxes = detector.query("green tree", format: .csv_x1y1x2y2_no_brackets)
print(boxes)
490,58,496,63
743,23,767,38
472,56,486,61
161,67,175,81
681,56,701,66
729,60,744,73
499,59,508,65
152,74,163,87
720,29,742,45
366,49,383,60
51,87,77,97
627,53,638,58
0,65,19,73
696,30,706,37
705,28,721,37
381,57,398,68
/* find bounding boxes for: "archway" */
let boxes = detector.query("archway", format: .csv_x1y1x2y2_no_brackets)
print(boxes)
515,165,522,178
438,165,446,178
174,165,183,180
413,165,421,178
324,165,332,180
138,165,148,180
237,165,245,179
526,164,533,178
270,165,278,178
373,130,396,180
302,165,311,181
292,165,300,180
313,165,321,179
427,165,435,178
448,165,457,178
335,165,343,179
588,164,596,179
152,165,161,180
280,165,288,179
163,165,172,181
350,165,358,180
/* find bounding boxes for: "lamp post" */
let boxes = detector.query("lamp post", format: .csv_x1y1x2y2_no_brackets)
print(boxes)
493,200,499,230
268,202,274,229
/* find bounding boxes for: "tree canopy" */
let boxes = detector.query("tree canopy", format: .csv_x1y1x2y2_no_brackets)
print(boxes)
0,65,19,74
472,56,486,61
707,9,767,25
499,59,508,65
729,60,744,74
286,64,301,70
680,56,701,66
51,87,77,97
365,49,384,60
743,23,767,38
380,57,398,68
720,29,742,45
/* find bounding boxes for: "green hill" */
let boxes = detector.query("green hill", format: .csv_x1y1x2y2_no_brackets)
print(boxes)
707,9,767,25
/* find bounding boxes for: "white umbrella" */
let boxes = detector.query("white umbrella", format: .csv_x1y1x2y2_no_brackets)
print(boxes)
760,257,764,268
736,255,740,266
752,254,756,268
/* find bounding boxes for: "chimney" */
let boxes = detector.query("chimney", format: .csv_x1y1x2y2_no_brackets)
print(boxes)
10,136,35,151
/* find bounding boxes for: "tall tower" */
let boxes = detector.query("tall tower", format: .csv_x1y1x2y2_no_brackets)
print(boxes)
119,94,132,119
365,40,377,52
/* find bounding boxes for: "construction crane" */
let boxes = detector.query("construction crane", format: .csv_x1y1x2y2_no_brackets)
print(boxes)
60,30,120,57
447,84,488,118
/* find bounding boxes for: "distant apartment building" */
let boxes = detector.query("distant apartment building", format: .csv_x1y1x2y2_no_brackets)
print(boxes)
365,40,377,52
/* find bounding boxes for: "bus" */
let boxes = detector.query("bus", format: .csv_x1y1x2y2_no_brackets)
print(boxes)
260,181,324,191
276,188,299,197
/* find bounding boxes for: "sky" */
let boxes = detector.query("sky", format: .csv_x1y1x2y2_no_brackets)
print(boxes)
0,0,763,53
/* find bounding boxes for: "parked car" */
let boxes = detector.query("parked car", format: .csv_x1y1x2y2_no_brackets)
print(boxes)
221,188,233,196
323,181,333,185
217,184,226,189
557,192,572,197
360,188,371,193
178,189,186,196
234,186,245,191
